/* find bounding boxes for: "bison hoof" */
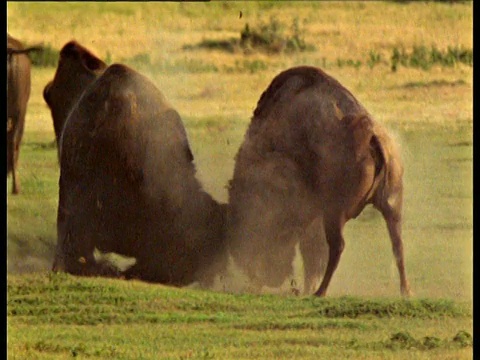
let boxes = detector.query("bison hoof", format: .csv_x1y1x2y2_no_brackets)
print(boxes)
401,288,413,298
313,289,327,297
401,281,412,297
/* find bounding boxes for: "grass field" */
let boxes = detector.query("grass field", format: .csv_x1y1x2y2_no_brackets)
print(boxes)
7,273,473,359
7,1,473,359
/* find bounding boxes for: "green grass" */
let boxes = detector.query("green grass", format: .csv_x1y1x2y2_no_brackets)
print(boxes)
7,1,472,359
7,273,473,359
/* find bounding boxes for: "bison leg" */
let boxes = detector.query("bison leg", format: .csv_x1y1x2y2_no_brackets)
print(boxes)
56,223,119,277
314,221,345,297
383,211,411,297
299,217,328,294
60,234,120,277
375,190,411,297
58,231,94,276
11,150,20,195
7,121,20,195
12,106,26,195
11,161,19,195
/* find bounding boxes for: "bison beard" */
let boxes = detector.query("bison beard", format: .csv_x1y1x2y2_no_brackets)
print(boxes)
218,65,410,297
54,63,226,286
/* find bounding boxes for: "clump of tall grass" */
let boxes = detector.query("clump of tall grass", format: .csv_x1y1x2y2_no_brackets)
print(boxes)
367,49,384,69
331,44,472,71
392,0,470,3
27,43,59,68
185,16,315,55
336,58,362,69
390,44,473,71
223,59,268,74
313,297,470,319
382,330,472,350
240,16,315,54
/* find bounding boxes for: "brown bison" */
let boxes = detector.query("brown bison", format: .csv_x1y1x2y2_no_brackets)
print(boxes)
43,41,107,154
226,66,411,297
7,34,42,194
51,57,226,285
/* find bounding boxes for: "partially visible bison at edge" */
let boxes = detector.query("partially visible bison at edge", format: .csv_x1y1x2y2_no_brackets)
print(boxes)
224,65,411,297
7,33,42,194
46,42,226,285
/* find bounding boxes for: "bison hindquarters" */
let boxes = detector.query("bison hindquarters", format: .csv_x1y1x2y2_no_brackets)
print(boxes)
313,109,411,298
229,65,411,297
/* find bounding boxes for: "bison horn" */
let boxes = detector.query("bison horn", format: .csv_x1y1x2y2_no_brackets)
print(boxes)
333,102,344,121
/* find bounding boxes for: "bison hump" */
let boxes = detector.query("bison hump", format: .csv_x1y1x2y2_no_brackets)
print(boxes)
253,66,356,118
253,66,322,119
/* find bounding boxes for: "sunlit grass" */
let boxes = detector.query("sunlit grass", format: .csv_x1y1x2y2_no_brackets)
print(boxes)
6,2,472,358
8,2,473,66
7,273,473,359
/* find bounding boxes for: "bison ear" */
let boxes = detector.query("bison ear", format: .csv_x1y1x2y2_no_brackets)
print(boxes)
333,101,345,120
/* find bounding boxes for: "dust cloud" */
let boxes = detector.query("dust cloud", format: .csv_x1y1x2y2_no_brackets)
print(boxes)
193,216,328,296
190,155,330,296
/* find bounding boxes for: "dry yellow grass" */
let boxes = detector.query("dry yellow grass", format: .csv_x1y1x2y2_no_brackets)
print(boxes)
8,2,472,131
7,2,473,57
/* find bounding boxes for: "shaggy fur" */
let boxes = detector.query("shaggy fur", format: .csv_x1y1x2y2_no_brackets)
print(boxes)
224,66,410,296
50,56,226,285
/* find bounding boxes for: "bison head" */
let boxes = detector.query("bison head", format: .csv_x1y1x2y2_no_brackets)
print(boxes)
43,40,107,153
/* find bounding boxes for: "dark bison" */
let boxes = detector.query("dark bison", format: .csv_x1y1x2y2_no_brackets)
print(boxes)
51,58,226,285
43,41,107,155
226,66,411,297
7,34,42,194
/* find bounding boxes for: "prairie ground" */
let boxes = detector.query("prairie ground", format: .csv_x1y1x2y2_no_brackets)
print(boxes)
7,1,473,359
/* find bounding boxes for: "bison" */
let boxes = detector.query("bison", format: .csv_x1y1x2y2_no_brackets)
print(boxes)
43,41,107,155
225,65,411,297
50,56,226,285
7,34,42,194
